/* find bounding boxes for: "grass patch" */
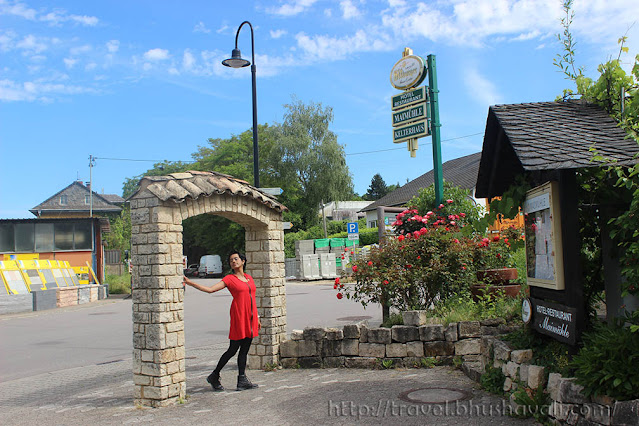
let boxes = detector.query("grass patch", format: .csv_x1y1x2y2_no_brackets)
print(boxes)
106,273,131,294
380,312,404,328
428,291,522,326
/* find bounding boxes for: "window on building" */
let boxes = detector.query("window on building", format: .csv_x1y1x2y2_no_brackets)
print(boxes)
35,223,54,252
0,224,15,252
369,220,378,228
85,195,90,204
60,195,68,205
74,222,92,250
15,223,35,252
54,223,74,250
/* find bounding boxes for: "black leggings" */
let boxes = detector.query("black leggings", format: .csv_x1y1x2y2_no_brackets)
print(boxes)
213,337,253,376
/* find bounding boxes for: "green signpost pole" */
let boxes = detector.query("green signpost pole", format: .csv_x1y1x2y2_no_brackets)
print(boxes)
427,54,443,205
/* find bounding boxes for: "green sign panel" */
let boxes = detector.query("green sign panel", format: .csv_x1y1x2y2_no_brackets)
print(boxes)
391,86,428,110
393,119,430,143
392,102,429,127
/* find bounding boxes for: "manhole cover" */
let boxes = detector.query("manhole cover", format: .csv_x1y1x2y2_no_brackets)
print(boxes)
336,316,372,321
399,387,471,404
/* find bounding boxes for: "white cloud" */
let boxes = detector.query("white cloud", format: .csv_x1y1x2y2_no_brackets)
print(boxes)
464,67,503,107
85,62,96,71
0,0,36,20
143,48,170,61
270,29,287,39
216,24,229,34
0,30,16,51
194,21,211,33
70,45,91,55
295,29,392,61
40,10,98,26
267,0,318,16
16,34,47,53
183,50,195,70
63,57,77,69
106,40,119,53
324,8,332,17
0,78,98,102
340,0,361,19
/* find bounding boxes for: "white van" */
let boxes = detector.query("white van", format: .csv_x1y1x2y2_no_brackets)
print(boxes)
198,255,223,278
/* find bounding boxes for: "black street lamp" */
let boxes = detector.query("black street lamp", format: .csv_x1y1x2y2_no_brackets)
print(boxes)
222,21,259,188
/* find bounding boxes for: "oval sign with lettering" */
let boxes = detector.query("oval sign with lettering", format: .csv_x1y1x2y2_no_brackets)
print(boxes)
390,55,427,90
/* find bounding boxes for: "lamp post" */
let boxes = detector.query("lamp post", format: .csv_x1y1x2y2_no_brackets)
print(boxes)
222,21,259,188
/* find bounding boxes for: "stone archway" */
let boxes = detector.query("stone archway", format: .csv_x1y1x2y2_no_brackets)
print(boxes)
128,171,287,407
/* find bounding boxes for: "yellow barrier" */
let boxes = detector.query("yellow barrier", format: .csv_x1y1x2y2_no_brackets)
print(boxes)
16,259,47,291
2,253,39,261
0,260,31,294
86,261,100,285
34,260,60,289
62,261,81,286
72,266,90,284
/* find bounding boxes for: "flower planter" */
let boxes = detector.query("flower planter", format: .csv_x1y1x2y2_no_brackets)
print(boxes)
476,268,518,284
471,268,520,302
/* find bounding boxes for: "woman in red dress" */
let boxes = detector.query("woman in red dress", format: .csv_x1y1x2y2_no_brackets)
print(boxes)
183,250,260,391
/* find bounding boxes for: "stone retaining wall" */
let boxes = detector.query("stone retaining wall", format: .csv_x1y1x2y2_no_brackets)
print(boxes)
279,316,517,369
476,336,639,425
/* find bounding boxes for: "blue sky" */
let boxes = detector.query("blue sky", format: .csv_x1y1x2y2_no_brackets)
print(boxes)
1,0,638,219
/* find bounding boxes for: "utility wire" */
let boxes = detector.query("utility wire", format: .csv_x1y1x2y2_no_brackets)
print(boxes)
95,157,195,163
345,132,483,156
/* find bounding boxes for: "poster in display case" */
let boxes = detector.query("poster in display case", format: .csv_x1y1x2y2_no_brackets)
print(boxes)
523,181,565,290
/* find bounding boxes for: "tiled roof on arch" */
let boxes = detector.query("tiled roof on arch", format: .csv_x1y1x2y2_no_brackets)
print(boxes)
130,171,287,212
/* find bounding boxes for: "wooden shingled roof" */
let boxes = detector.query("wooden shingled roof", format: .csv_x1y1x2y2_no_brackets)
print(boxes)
361,152,482,212
130,171,287,212
475,100,639,198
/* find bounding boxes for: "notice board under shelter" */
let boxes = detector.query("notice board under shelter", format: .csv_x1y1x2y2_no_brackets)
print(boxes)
475,100,639,344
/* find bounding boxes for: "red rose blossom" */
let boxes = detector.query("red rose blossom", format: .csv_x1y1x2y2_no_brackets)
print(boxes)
352,265,358,272
336,293,343,299
367,261,373,266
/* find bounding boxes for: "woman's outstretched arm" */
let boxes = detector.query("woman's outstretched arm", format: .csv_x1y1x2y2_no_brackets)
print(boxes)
183,276,226,293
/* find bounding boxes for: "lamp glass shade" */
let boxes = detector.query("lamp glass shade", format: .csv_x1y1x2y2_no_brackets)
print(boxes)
222,48,250,68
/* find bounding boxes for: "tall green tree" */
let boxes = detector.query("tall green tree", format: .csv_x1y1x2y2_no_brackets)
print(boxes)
364,173,390,200
267,98,353,227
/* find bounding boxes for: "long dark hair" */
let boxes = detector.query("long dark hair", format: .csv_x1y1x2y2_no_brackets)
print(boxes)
228,250,247,267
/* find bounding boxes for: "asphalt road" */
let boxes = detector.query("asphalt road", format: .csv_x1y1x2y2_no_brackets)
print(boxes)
0,279,382,382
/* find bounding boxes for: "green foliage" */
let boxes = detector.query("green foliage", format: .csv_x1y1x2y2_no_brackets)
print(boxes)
263,362,279,372
106,273,131,294
380,312,403,328
341,196,523,313
430,289,522,325
103,205,132,254
267,97,354,228
503,327,573,377
416,357,437,369
182,215,244,270
380,359,394,369
404,182,484,233
511,386,550,423
571,322,639,400
480,365,506,395
364,173,390,201
553,0,639,328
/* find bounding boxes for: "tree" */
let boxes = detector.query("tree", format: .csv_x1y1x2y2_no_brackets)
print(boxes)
267,97,353,228
364,173,389,200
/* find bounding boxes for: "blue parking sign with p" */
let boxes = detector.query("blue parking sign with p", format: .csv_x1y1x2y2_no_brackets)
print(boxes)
347,222,358,234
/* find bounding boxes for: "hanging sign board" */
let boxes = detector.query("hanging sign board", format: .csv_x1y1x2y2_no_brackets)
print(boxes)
392,102,429,127
523,181,565,290
530,297,577,345
392,86,428,110
393,119,430,143
390,55,427,90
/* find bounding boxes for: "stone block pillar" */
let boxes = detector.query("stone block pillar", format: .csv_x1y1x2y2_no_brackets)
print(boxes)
130,193,186,407
245,208,287,369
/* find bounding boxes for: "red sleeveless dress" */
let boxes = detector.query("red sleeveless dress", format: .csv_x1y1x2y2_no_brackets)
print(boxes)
222,274,259,340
